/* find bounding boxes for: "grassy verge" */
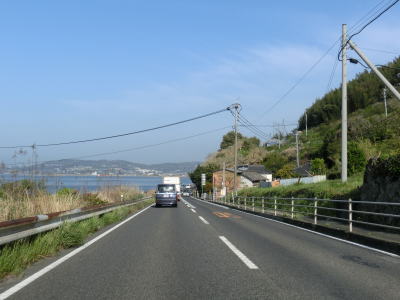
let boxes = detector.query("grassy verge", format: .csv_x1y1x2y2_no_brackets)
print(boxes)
234,176,363,219
0,198,153,280
238,175,363,200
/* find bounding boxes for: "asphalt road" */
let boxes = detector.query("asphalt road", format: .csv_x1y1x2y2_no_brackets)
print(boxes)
2,196,400,299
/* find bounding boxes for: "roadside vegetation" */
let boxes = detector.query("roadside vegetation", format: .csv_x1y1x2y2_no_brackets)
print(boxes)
0,180,143,222
0,198,153,280
238,175,363,200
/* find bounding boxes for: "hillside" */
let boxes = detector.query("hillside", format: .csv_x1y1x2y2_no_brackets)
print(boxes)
298,56,400,130
193,56,400,186
6,159,200,176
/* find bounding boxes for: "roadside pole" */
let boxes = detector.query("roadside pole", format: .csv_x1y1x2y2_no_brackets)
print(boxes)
384,87,388,118
295,131,300,168
341,24,348,182
305,112,308,137
233,104,240,196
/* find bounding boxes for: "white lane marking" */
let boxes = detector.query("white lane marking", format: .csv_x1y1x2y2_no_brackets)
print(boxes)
182,199,196,209
0,204,153,299
219,236,259,269
210,203,399,258
198,216,209,225
191,208,197,213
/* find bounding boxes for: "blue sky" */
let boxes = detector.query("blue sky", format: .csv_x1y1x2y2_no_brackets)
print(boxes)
0,0,399,165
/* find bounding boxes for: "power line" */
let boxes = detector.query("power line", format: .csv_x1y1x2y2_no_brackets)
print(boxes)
257,1,397,120
70,126,232,160
4,125,232,166
0,106,231,149
238,114,270,138
234,112,271,140
326,55,339,92
361,47,399,55
338,0,399,61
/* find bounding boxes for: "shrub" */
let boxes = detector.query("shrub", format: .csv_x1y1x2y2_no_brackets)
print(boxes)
56,187,79,197
348,142,367,176
276,163,297,179
311,158,327,175
81,193,106,206
262,152,289,175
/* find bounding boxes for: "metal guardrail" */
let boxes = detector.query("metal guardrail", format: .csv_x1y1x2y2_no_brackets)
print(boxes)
213,196,400,232
0,196,153,246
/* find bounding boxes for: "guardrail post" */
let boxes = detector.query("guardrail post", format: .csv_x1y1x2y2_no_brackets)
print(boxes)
252,197,255,212
274,197,277,216
314,197,318,225
291,196,294,219
349,198,353,233
262,197,265,213
244,197,247,210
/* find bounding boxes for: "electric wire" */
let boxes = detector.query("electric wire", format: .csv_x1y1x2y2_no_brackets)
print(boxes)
338,0,399,61
4,125,232,166
326,56,339,92
361,47,399,55
237,113,270,139
233,111,271,140
237,117,270,141
257,0,396,120
0,106,231,149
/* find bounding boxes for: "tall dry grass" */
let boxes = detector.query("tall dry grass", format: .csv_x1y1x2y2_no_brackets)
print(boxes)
0,190,84,222
0,183,144,222
97,185,142,203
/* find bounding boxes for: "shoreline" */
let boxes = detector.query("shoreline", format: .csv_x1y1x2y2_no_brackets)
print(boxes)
0,174,189,178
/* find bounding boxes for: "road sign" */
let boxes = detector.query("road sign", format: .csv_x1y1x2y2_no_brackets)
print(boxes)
201,173,206,186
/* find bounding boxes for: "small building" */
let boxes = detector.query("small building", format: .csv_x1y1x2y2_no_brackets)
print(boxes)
212,164,272,197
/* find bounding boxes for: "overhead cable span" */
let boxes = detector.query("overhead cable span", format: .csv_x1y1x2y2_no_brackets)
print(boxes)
0,106,232,149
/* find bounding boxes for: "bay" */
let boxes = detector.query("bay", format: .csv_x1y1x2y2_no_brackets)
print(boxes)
0,174,192,194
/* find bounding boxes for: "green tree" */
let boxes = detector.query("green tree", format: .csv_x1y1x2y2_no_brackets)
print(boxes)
262,152,289,175
220,131,243,150
188,163,219,192
276,163,297,179
348,142,367,175
311,158,327,175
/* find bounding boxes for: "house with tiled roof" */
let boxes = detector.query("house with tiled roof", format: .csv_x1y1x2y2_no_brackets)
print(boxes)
212,164,272,196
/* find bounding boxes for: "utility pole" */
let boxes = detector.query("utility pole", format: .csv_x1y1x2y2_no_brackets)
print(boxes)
222,161,226,195
295,132,300,168
383,87,388,117
305,112,308,137
341,24,348,182
233,103,240,196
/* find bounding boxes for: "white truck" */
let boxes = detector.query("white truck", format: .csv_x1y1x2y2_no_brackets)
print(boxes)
163,176,181,196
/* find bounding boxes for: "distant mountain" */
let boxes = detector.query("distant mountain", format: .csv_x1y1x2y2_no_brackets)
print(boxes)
9,159,200,176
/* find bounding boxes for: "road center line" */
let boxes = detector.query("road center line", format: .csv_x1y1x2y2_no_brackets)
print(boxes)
191,208,197,213
198,216,209,224
219,236,259,269
0,204,153,300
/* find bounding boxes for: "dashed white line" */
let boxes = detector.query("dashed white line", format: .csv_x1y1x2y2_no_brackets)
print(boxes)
198,216,209,225
219,236,259,269
191,208,197,213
